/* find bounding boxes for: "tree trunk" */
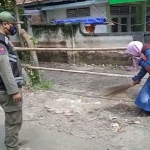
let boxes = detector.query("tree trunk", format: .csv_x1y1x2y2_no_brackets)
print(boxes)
14,2,24,46
13,0,41,82
20,29,39,67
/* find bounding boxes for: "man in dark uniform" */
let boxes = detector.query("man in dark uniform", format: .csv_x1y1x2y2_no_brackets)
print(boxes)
0,11,27,150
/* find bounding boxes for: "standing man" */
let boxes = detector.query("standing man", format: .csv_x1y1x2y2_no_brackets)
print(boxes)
0,11,25,150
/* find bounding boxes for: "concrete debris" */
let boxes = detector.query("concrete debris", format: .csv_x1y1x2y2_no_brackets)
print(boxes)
125,119,141,125
64,112,74,116
44,106,74,116
94,102,101,105
111,123,121,132
109,116,117,121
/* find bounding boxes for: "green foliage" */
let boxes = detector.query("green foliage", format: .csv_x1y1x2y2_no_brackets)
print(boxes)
27,69,40,86
29,35,38,45
0,0,13,12
0,0,24,17
26,68,54,90
32,79,54,90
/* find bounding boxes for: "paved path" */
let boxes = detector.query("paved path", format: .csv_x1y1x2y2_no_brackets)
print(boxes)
0,114,115,150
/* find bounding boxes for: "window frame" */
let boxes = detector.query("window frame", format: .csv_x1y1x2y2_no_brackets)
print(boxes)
66,7,90,18
110,5,142,33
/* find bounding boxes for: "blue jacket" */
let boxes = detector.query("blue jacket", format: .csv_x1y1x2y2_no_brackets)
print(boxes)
132,49,150,81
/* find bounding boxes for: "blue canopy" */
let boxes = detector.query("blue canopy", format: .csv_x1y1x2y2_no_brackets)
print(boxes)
52,17,107,25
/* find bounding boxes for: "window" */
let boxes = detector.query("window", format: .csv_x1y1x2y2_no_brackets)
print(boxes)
66,7,90,18
146,15,150,31
121,17,128,32
110,6,120,15
146,7,150,13
112,17,128,32
111,18,118,32
131,15,137,32
146,6,150,31
110,6,129,15
120,6,129,15
110,5,143,32
131,6,136,13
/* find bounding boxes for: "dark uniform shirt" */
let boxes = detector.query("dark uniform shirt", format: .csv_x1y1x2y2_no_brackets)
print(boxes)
0,36,21,95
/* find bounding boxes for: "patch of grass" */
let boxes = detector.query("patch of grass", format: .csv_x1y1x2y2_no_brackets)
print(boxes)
27,79,54,90
33,80,54,90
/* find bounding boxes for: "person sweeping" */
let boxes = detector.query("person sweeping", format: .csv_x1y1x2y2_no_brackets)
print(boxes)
105,41,150,112
126,41,150,112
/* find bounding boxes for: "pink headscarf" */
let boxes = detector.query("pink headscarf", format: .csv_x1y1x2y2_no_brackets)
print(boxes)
126,41,143,56
126,41,143,72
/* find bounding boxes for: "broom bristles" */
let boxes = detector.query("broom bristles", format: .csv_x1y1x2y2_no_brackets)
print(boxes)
104,83,133,97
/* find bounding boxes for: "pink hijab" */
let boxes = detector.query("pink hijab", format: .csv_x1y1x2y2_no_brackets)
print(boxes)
126,41,143,56
126,41,143,71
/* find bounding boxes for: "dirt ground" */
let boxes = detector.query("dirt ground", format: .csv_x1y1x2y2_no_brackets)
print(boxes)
1,63,150,150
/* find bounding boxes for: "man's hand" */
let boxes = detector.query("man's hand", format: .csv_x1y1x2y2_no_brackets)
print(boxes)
12,92,22,102
130,80,140,86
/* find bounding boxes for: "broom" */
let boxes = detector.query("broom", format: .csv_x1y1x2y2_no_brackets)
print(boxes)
104,80,140,97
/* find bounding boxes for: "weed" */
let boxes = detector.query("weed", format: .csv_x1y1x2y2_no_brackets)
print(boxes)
25,68,54,90
32,79,54,90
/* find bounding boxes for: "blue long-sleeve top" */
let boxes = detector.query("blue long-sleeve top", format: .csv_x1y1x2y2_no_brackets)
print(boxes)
132,49,150,81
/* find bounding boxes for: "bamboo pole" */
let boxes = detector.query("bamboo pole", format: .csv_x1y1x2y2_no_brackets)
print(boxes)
21,64,133,78
15,47,126,51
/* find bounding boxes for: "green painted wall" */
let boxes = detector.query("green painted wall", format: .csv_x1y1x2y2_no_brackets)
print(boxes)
109,0,146,4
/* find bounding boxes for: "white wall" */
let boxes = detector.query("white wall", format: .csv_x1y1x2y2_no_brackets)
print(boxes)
90,4,107,33
10,34,19,43
45,4,107,33
74,35,133,48
46,9,66,23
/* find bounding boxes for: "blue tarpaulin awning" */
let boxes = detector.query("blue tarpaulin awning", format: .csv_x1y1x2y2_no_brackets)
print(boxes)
41,0,107,11
52,17,107,25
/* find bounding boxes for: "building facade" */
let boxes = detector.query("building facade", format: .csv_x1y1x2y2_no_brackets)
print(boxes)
20,0,150,33
12,0,150,48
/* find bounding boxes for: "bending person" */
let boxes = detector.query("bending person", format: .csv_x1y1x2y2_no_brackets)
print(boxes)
126,41,150,112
